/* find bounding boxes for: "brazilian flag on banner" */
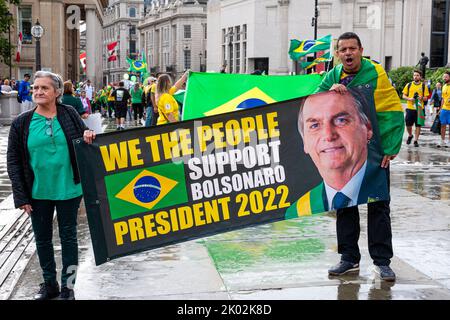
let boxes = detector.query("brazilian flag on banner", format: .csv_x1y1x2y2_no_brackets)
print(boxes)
104,162,188,220
182,72,323,121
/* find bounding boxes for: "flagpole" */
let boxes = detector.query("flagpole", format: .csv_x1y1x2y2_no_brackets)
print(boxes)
313,0,318,72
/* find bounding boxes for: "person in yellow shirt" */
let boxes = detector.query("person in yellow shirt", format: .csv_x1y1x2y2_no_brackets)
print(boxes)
155,70,189,125
402,70,429,147
438,71,450,148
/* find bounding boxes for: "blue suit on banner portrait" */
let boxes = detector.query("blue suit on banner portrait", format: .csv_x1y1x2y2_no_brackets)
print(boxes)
285,158,389,219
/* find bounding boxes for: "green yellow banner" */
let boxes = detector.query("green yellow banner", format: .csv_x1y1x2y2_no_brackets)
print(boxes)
182,72,323,121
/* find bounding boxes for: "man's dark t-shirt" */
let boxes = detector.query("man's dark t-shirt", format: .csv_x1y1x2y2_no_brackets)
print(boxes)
112,87,131,107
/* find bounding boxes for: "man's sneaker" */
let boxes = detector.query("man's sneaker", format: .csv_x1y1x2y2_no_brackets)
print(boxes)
59,287,75,300
374,265,396,282
437,140,446,148
328,261,360,276
414,141,419,147
406,135,413,145
34,282,60,300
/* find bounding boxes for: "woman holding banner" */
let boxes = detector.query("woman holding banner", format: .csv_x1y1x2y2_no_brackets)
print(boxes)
7,71,92,300
155,70,189,125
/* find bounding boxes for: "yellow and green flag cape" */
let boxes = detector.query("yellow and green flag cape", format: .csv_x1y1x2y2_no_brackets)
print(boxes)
315,58,405,156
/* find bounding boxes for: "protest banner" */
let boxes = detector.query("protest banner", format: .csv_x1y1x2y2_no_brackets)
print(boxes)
74,86,388,265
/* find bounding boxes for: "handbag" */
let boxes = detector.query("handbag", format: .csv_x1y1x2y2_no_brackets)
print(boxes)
430,114,441,134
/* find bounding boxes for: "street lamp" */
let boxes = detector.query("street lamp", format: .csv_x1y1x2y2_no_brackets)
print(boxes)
127,22,133,58
6,11,13,80
199,52,203,72
31,19,44,71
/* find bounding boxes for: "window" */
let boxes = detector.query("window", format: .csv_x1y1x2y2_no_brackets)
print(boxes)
229,44,233,73
130,25,136,35
359,6,367,24
163,27,169,42
129,7,136,17
243,24,247,40
319,5,331,24
20,67,33,80
19,6,32,44
222,29,226,44
203,23,207,39
430,0,449,67
184,50,191,69
222,45,226,67
243,42,247,73
130,40,136,56
235,26,240,41
184,25,191,39
235,43,240,73
384,56,392,72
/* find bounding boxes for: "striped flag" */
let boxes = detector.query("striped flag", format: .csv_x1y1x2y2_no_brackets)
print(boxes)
16,32,22,62
80,52,87,72
107,41,118,62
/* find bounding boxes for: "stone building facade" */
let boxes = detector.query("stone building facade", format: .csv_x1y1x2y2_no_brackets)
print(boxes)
138,0,208,78
1,0,107,88
206,0,450,75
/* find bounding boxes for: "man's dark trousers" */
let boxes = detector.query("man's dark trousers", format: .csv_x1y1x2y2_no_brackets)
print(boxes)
336,167,393,266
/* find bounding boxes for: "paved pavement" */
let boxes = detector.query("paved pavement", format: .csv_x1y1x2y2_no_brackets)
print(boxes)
1,112,450,300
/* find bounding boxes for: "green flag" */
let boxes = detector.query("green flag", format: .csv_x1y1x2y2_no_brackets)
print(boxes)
289,35,332,61
126,56,148,73
416,98,425,126
182,72,323,120
173,89,185,105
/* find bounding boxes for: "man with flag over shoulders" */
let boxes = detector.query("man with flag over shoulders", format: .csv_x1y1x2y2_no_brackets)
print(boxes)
314,32,404,281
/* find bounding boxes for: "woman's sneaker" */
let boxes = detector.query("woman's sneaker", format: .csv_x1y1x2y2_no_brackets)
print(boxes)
34,282,60,300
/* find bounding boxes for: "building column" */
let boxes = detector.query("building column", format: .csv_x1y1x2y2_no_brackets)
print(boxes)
341,0,354,33
393,0,404,68
277,0,289,74
85,4,101,88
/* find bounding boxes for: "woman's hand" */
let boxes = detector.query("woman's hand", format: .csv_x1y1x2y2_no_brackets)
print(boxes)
20,204,33,215
83,129,96,144
81,113,89,119
167,113,177,123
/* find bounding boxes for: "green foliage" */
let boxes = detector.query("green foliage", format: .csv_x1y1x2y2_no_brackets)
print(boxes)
0,0,21,67
389,66,450,96
428,67,449,90
388,66,415,97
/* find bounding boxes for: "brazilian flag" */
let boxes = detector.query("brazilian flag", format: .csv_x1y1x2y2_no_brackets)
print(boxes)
301,51,332,70
289,35,332,61
182,72,323,121
105,162,188,220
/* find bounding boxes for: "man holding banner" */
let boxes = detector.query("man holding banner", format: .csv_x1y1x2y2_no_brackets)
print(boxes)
315,32,404,281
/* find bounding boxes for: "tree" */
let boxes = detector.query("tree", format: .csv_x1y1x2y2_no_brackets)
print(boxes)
0,1,21,68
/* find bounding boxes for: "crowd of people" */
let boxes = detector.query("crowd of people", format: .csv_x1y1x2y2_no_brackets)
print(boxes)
2,70,190,132
3,30,450,301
